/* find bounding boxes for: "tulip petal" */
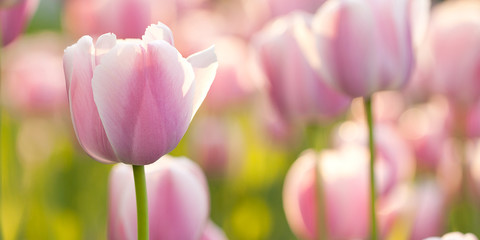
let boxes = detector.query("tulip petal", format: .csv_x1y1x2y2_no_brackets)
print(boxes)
142,22,175,46
64,36,116,163
95,33,117,65
92,40,195,165
186,45,218,116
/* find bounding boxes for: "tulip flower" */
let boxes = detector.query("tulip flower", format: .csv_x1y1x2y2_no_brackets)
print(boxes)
63,22,217,165
0,0,38,46
2,33,66,114
412,0,480,106
283,147,370,240
311,0,414,98
108,155,210,240
425,232,478,240
408,181,446,240
253,12,350,126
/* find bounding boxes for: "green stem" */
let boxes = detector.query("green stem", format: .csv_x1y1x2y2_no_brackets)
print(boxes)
132,165,149,240
364,97,377,240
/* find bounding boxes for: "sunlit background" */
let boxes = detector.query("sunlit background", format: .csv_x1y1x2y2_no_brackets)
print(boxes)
2,0,480,239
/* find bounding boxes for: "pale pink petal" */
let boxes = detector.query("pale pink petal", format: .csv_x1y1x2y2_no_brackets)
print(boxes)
201,221,228,240
63,36,116,164
92,41,195,165
186,45,218,116
95,33,117,65
142,22,175,45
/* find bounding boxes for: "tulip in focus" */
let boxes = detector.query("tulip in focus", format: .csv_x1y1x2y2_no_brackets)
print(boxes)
425,232,478,240
311,0,414,97
63,22,218,165
0,0,38,46
108,155,210,240
253,12,350,125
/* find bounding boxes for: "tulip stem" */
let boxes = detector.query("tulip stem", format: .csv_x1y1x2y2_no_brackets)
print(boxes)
364,96,377,240
132,165,149,240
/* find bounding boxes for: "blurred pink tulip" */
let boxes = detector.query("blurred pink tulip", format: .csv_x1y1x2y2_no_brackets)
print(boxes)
412,0,480,106
2,33,66,114
64,0,176,39
189,116,244,177
63,22,218,165
253,12,350,125
425,232,478,240
283,147,370,239
408,180,446,240
398,96,453,170
311,0,414,97
0,0,38,46
201,221,228,240
204,36,261,111
334,121,415,196
108,155,210,240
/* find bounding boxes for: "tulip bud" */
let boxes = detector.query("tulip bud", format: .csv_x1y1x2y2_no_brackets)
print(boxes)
0,0,38,46
108,155,210,240
253,12,350,126
311,0,414,97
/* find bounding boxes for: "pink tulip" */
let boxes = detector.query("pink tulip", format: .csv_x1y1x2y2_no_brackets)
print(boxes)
398,96,453,170
203,36,261,111
412,0,480,106
334,121,415,196
201,221,228,240
425,232,478,240
0,0,38,46
311,0,414,97
2,33,66,114
63,0,176,39
63,22,218,165
108,155,210,240
188,116,244,177
408,181,446,240
253,12,350,125
283,147,370,239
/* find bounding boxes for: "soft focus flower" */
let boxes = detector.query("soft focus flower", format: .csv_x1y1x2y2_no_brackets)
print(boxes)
108,155,210,240
408,180,446,240
189,116,244,178
253,12,350,125
412,0,480,106
63,0,176,39
311,0,414,97
398,96,453,170
63,22,218,165
204,36,261,111
0,0,38,46
334,121,415,196
2,33,66,114
283,147,370,239
425,232,478,240
201,221,228,240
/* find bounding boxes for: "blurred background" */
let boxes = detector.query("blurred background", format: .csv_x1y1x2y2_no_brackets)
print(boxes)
3,0,480,239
